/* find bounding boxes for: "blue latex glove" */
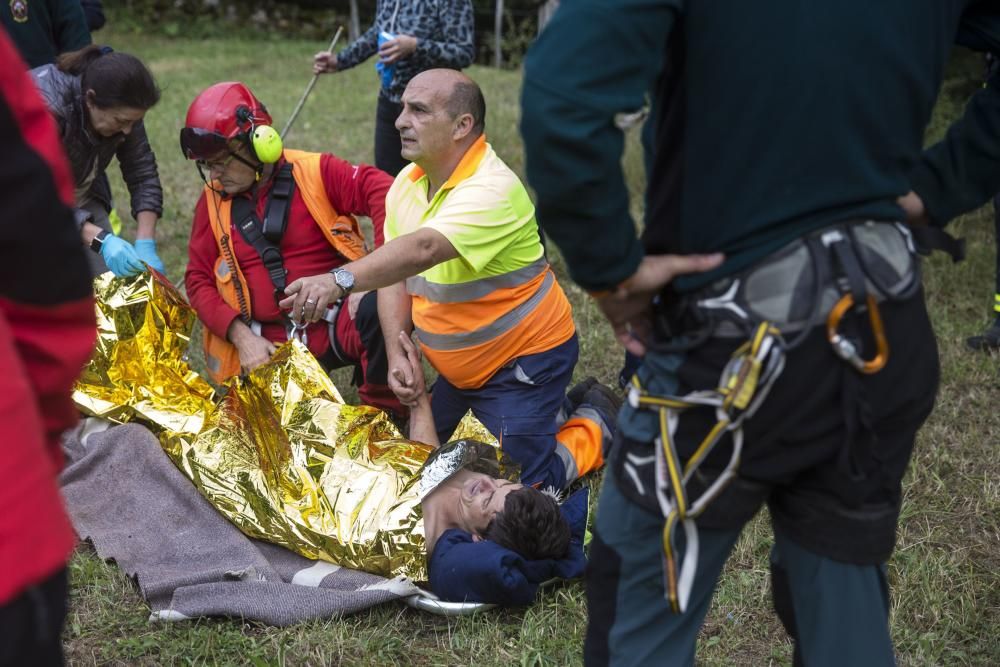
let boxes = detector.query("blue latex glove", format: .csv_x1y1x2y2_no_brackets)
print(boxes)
134,238,166,274
100,234,146,277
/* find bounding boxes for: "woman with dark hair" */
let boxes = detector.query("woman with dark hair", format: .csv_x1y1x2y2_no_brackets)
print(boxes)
31,44,166,278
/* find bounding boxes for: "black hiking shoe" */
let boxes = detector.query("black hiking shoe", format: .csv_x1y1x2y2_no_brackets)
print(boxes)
581,382,624,426
566,376,599,412
966,319,1000,351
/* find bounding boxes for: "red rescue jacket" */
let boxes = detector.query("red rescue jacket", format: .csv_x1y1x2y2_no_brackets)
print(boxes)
0,34,97,605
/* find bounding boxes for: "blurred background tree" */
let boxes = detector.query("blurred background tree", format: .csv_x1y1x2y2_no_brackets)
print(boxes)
107,0,552,67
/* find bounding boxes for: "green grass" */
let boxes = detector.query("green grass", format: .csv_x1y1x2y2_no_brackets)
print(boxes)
67,29,1000,665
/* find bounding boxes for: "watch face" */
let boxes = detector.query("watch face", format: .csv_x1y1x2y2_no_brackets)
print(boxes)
335,269,354,291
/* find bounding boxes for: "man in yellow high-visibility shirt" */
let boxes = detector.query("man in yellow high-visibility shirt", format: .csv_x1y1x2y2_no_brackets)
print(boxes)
279,69,615,490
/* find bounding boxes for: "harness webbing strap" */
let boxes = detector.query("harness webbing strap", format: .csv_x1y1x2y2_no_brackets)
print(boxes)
629,322,786,613
232,164,297,305
263,164,295,243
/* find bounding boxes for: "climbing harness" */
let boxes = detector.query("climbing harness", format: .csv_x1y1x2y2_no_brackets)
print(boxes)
626,219,948,613
230,164,342,349
629,322,785,612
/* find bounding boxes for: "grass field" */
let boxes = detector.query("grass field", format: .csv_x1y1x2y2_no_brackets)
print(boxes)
63,27,1000,665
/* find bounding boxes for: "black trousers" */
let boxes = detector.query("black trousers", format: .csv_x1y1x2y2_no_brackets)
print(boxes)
374,94,407,177
0,568,67,667
993,193,1000,303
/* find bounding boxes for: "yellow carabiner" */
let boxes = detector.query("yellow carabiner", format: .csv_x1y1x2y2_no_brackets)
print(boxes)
826,293,888,374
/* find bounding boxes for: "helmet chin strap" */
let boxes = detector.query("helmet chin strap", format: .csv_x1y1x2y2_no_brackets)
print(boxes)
195,162,228,196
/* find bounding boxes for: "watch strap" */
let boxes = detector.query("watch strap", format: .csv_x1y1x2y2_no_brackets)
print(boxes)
90,230,109,253
331,267,355,295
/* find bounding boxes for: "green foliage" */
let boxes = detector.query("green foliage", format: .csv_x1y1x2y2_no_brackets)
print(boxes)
105,0,548,64
106,0,347,41
73,26,1000,667
478,6,541,69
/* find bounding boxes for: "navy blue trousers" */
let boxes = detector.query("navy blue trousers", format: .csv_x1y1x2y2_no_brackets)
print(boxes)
431,335,578,489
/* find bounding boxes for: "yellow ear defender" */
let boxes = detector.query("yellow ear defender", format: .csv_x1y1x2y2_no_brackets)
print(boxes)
236,104,282,164
251,125,282,164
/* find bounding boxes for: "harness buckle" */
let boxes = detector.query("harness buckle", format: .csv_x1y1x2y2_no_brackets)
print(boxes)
720,353,761,413
825,293,888,374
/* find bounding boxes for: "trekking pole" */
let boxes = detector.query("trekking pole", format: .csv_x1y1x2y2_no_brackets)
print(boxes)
281,26,344,139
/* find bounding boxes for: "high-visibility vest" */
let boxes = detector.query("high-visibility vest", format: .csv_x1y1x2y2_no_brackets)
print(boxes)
389,137,576,389
201,150,368,383
408,259,575,389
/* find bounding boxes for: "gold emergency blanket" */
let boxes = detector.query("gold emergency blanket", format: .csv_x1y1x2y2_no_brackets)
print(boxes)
73,270,215,447
73,271,502,581
186,341,438,578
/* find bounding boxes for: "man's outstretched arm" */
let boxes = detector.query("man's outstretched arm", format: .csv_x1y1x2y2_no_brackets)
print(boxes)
278,227,458,322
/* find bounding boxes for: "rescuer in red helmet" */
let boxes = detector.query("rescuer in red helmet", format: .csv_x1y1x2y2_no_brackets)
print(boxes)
180,81,403,419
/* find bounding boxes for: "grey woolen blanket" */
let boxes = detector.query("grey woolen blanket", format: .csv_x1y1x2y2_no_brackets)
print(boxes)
60,420,423,626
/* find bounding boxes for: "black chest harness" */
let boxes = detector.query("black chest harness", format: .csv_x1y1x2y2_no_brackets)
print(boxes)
229,164,340,346
230,164,295,305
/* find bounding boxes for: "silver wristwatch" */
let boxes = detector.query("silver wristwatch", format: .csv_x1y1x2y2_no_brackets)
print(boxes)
330,267,355,295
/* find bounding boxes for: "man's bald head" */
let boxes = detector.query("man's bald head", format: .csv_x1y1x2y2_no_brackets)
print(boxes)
409,69,486,136
397,70,488,183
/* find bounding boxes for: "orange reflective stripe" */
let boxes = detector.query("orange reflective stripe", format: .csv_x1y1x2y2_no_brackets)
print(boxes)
415,270,555,351
555,416,605,482
406,257,547,304
417,274,575,388
411,267,551,336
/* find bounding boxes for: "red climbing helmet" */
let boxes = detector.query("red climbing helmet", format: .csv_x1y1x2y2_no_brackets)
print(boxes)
179,81,272,160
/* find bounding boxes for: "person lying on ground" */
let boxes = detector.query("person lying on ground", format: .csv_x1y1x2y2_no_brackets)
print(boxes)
400,331,571,561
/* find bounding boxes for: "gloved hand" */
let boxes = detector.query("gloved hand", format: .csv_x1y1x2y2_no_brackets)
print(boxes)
100,234,146,277
134,238,166,274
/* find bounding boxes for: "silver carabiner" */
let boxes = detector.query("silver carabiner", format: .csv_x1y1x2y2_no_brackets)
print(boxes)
288,320,309,346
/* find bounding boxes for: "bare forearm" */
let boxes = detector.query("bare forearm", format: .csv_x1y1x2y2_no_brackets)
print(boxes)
80,221,103,245
135,210,158,240
407,395,438,447
377,282,413,360
347,228,458,292
226,318,255,345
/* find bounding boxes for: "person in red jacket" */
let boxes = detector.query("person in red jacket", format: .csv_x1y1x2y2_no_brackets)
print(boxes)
0,33,97,666
181,82,403,417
